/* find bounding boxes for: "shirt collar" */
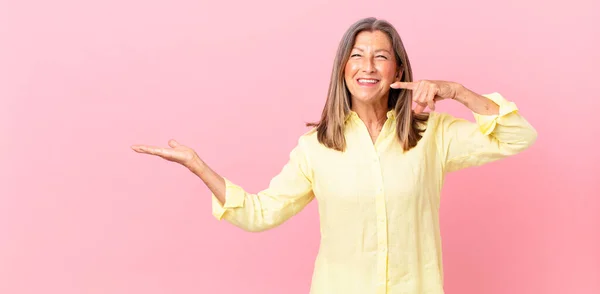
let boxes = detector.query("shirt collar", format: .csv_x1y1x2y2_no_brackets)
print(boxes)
345,109,396,123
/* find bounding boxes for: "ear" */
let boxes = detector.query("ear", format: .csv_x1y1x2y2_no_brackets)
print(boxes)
396,68,403,82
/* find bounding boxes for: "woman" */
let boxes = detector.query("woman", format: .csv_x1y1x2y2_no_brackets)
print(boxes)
132,17,537,294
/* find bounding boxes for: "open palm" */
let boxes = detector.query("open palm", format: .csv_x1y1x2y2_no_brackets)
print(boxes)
131,139,198,169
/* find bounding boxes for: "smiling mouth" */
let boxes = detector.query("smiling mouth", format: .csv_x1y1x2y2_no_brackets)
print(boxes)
357,78,380,85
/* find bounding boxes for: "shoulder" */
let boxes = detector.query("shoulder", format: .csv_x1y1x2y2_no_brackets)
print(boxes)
425,111,467,130
282,128,319,167
297,127,319,148
418,111,470,143
427,111,453,123
421,111,449,134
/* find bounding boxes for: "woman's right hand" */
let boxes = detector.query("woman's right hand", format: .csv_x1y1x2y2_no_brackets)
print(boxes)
132,139,226,204
131,139,202,171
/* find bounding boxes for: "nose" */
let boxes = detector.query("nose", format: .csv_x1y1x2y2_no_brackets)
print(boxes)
361,57,376,73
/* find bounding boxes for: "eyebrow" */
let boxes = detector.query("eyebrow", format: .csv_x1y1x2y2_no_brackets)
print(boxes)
352,47,392,54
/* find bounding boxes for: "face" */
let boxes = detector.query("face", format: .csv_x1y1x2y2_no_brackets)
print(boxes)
344,30,400,106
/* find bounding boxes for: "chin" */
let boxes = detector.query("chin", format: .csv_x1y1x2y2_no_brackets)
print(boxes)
352,93,382,104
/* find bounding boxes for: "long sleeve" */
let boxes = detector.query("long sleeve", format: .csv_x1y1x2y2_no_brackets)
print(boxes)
211,135,315,232
435,92,538,173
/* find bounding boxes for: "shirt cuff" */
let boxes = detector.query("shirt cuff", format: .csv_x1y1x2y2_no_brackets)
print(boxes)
211,178,245,220
473,92,519,135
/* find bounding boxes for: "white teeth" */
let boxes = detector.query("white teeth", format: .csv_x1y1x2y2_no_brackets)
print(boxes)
358,79,378,83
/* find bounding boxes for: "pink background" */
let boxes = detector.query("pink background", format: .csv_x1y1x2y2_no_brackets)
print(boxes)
1,0,599,293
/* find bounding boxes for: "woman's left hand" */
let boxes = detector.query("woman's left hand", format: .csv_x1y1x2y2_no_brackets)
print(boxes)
390,80,461,113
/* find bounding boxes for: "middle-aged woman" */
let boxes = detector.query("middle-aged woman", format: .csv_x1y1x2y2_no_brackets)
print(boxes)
132,17,537,294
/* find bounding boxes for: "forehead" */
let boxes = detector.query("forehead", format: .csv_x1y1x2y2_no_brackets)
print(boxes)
352,30,393,50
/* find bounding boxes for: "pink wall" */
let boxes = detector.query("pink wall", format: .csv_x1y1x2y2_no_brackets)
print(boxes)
1,0,599,293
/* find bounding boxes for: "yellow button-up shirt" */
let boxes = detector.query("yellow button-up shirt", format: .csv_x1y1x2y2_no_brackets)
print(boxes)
211,93,537,294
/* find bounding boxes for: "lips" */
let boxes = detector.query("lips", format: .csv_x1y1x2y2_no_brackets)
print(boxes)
357,78,380,86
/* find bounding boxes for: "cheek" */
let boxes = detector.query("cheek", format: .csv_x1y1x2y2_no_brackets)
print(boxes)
377,63,397,80
344,63,357,82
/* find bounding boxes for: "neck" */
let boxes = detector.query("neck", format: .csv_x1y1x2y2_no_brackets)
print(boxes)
351,99,389,129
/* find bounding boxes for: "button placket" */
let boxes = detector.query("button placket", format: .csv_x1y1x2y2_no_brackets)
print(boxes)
362,120,389,294
374,152,388,294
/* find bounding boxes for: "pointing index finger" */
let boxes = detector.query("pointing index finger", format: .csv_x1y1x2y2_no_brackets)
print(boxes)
390,81,416,90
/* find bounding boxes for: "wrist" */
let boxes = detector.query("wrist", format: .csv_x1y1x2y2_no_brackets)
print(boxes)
187,155,207,175
451,85,500,115
451,83,474,107
451,83,466,100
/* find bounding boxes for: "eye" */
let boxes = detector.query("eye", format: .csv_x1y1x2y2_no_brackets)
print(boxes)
376,55,388,59
351,53,361,57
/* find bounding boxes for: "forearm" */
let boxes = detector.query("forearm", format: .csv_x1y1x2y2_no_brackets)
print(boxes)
452,84,500,115
188,155,313,232
441,89,537,172
187,157,227,204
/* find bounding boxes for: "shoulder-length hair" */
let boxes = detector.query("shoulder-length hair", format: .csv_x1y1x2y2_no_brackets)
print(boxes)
307,17,428,152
